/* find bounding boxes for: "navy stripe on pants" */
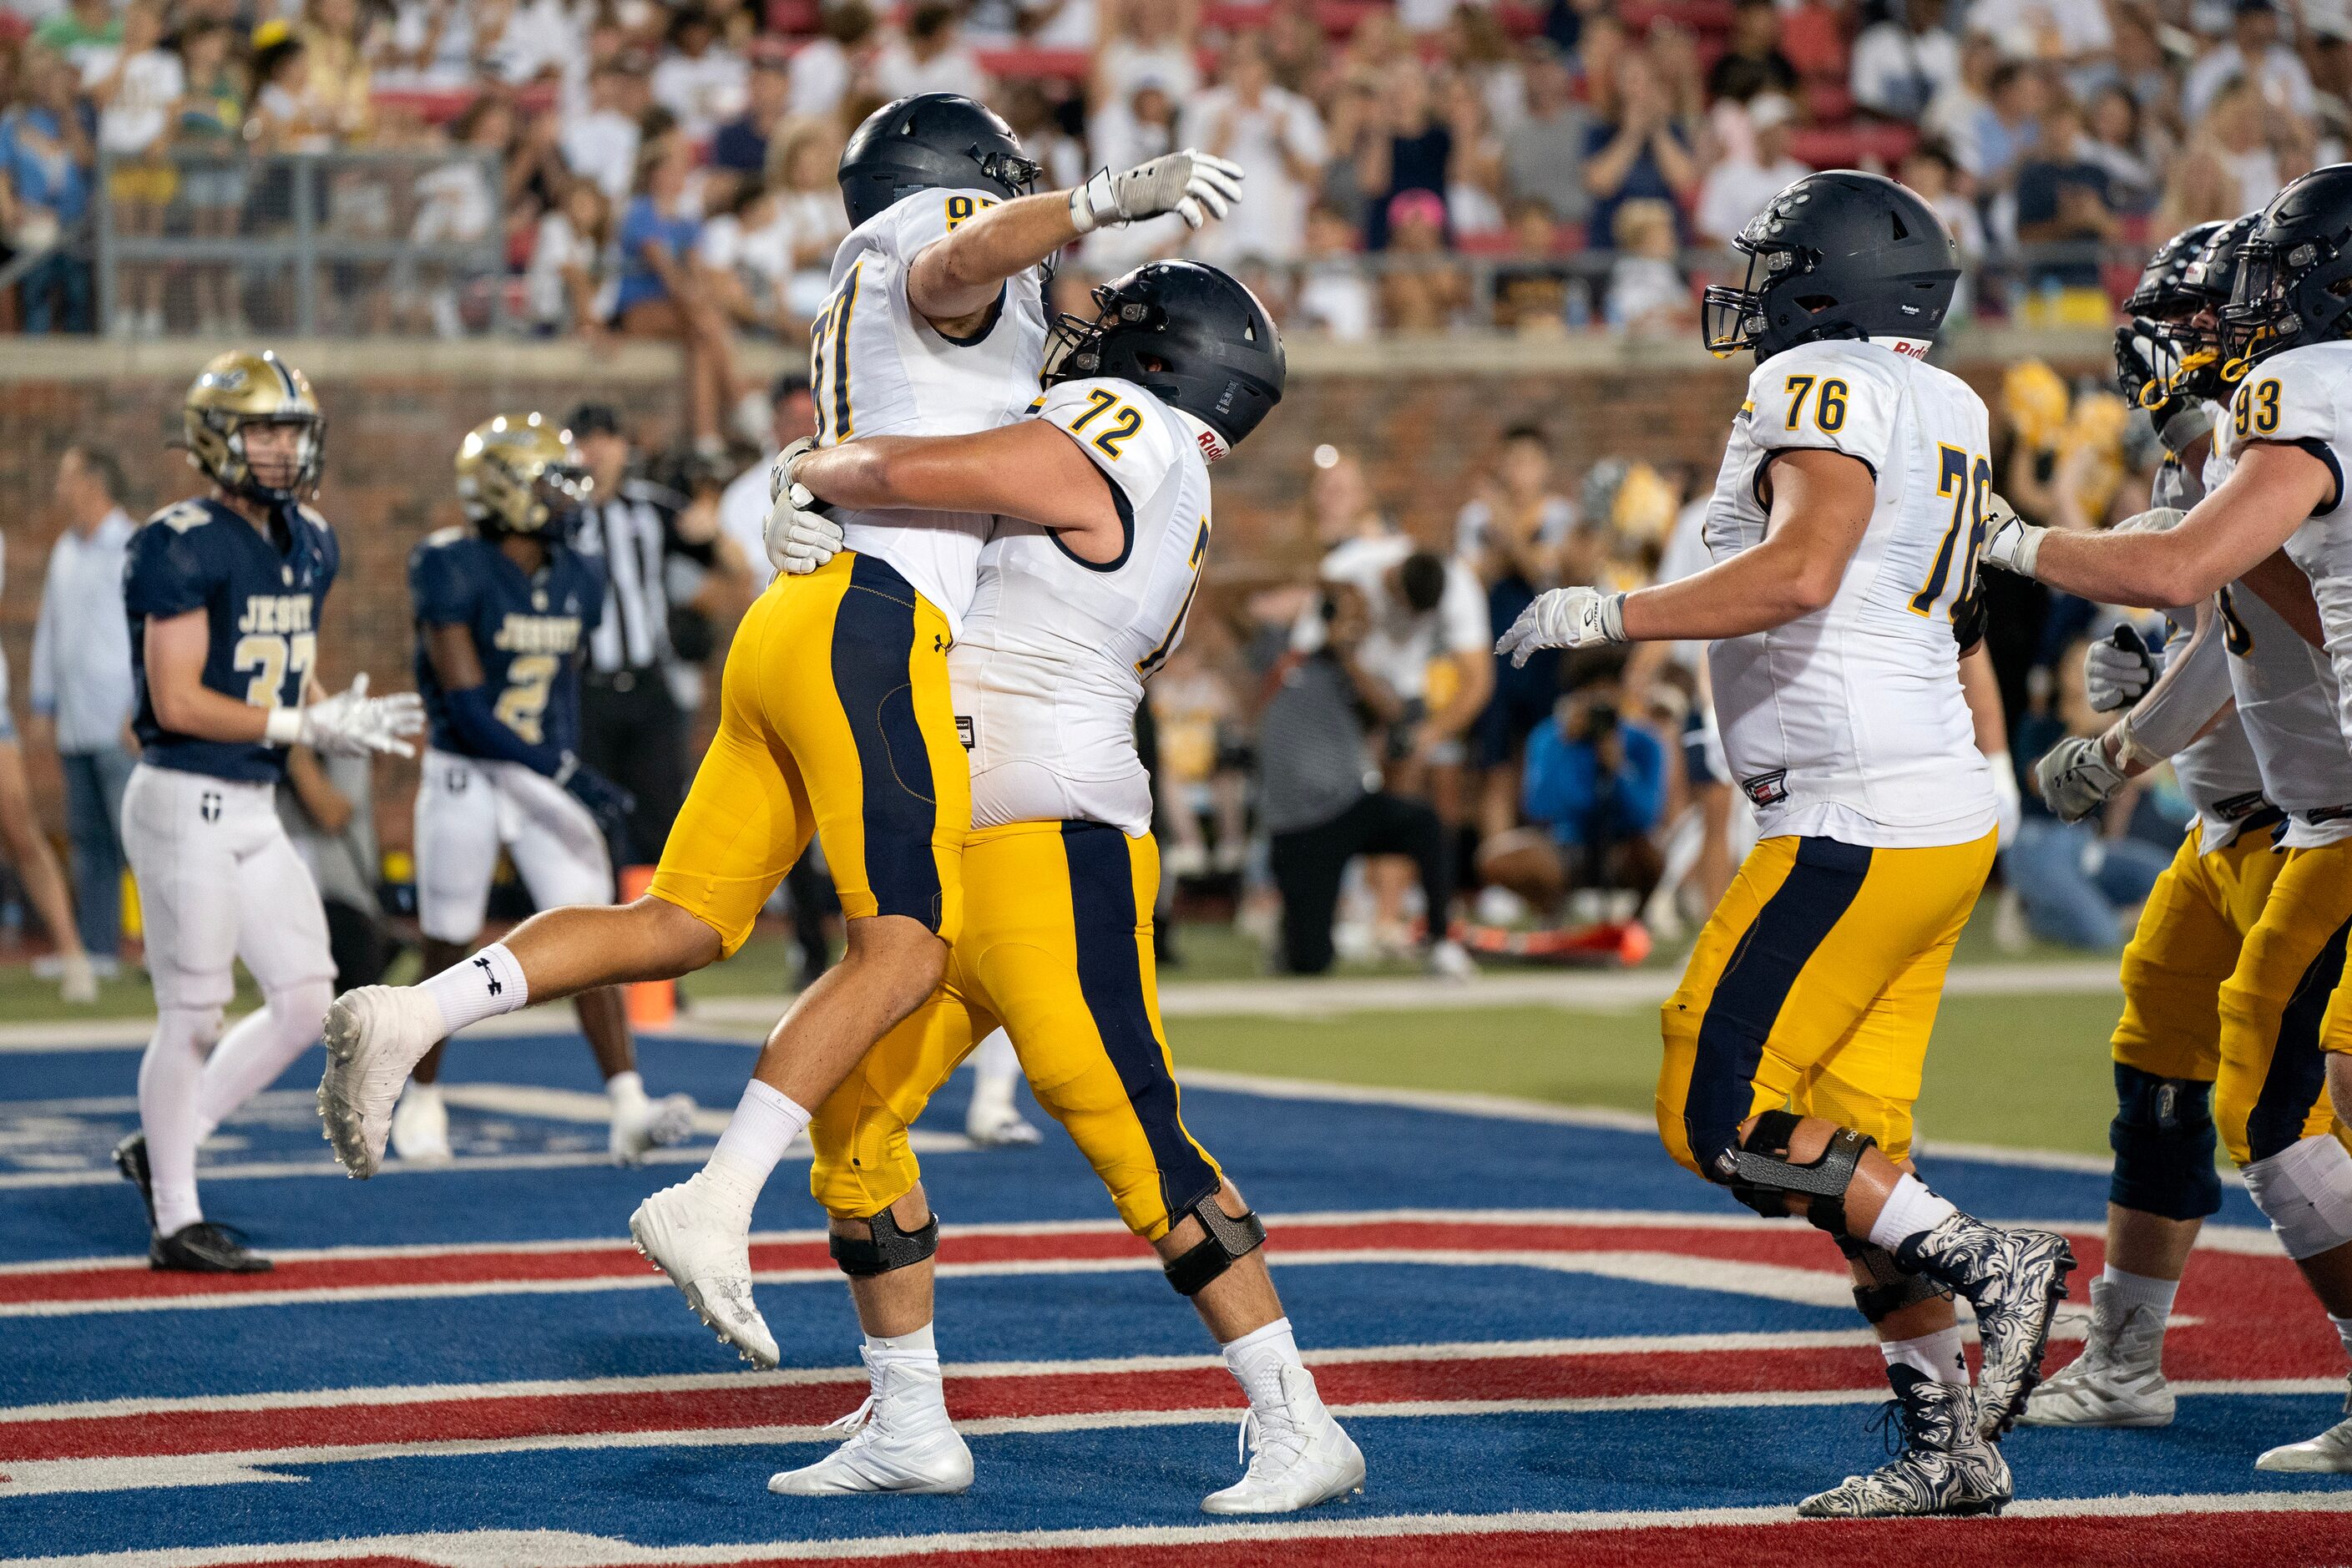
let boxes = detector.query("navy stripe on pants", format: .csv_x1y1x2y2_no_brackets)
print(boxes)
829,554,943,930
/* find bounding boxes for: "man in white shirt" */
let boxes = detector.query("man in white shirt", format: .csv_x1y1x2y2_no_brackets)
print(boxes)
2183,0,2319,121
1966,0,2114,65
873,3,992,101
1852,0,1963,121
648,8,746,140
1696,94,1813,246
1185,33,1326,264
560,60,641,204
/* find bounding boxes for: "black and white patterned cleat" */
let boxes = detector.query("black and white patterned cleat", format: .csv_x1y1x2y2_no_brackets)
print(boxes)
1898,1213,2076,1439
113,1132,158,1235
1797,1368,2011,1519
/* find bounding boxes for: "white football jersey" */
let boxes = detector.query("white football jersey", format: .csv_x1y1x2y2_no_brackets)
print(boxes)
810,186,1050,635
1700,340,1996,847
952,377,1216,836
2202,372,2352,843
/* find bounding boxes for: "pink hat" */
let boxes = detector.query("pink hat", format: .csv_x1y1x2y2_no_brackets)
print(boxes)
1387,188,1447,230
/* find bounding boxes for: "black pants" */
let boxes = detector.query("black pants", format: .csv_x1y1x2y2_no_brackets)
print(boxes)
1269,792,1452,974
579,670,690,866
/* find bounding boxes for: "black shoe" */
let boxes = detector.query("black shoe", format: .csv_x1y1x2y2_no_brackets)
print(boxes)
113,1132,158,1232
151,1221,273,1273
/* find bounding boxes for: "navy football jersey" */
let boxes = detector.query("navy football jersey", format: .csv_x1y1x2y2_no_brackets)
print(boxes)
409,526,604,760
126,496,341,783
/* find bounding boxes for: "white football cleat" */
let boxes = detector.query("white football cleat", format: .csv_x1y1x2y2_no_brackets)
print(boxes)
964,1075,1042,1148
630,1176,779,1369
2020,1277,2173,1428
770,1353,972,1495
318,986,448,1178
610,1090,698,1165
1200,1364,1365,1515
389,1081,453,1164
1427,938,1478,983
2256,1378,2352,1473
58,953,99,1004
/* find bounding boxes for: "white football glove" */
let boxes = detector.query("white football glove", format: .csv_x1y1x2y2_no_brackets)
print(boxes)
2035,731,2130,823
2084,626,2162,713
764,437,842,576
1978,488,2046,579
265,673,423,759
1495,586,1627,667
1069,149,1243,233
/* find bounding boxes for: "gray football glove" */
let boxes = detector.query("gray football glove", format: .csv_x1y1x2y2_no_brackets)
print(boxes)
764,438,842,576
2036,731,2130,823
1069,149,1244,233
2085,625,2162,713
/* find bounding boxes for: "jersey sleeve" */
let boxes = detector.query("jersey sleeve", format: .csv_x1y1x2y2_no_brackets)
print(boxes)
407,538,476,625
1743,341,1904,477
1034,377,1186,519
2229,347,2349,512
122,508,218,620
877,186,1006,268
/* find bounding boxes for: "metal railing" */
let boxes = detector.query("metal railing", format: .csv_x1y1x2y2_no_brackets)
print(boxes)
91,148,508,338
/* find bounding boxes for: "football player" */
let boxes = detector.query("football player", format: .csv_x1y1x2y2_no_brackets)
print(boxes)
392,414,696,1166
2021,219,2352,1436
1983,165,2352,1471
113,350,422,1272
1500,172,2076,1515
316,94,1242,1366
754,261,1358,1513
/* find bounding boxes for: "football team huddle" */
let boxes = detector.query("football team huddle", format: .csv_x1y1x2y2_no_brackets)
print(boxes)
93,86,2352,1520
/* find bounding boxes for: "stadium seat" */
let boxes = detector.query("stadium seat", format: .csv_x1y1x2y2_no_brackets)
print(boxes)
1788,123,1916,168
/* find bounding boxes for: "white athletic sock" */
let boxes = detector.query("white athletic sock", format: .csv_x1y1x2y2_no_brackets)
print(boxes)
2102,1266,2180,1328
1880,1324,1969,1386
698,1080,811,1225
139,1006,220,1237
865,1320,938,1364
2332,1313,2352,1368
1866,1173,1960,1252
605,1070,650,1115
1222,1316,1307,1413
194,982,334,1140
420,943,529,1035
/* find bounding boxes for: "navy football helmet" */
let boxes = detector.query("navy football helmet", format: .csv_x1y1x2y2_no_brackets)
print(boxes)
837,93,1040,229
1701,170,1960,361
1044,261,1286,453
2223,164,2352,373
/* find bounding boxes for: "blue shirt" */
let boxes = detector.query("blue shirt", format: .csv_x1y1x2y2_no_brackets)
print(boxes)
0,104,93,224
125,496,341,783
1522,716,1665,849
710,114,766,175
614,196,701,316
410,526,604,760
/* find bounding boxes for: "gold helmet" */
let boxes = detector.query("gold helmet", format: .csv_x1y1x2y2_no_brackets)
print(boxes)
455,412,592,536
182,349,326,503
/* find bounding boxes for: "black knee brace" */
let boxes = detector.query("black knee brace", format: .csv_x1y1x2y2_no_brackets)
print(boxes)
2108,1064,2223,1222
1717,1109,1874,1234
1836,1235,1955,1323
830,1206,940,1277
1162,1192,1267,1297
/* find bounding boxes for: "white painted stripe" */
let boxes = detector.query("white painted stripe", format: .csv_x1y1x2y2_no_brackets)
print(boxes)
3,1380,2335,1500
0,1482,2340,1561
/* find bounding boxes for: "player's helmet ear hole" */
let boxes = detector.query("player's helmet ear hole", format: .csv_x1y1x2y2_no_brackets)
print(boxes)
1797,295,1837,312
1889,211,1909,241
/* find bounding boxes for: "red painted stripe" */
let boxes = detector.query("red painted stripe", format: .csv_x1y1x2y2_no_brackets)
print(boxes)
0,1345,1900,1463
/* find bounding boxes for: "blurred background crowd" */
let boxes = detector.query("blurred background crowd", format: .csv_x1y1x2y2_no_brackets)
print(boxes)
0,0,2309,996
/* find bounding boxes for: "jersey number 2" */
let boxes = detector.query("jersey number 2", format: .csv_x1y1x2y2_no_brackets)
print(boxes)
495,655,560,745
1911,444,1993,619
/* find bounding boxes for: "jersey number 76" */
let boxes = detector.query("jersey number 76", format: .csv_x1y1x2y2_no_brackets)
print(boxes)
1910,443,1993,620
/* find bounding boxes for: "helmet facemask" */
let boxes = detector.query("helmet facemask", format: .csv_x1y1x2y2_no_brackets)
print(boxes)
1042,281,1156,386
214,411,325,504
1701,238,1811,358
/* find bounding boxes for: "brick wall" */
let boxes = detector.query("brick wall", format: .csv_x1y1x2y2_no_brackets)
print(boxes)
0,342,2081,852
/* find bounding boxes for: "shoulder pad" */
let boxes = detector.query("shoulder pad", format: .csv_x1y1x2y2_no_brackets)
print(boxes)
296,502,331,532
147,498,215,534
422,524,469,549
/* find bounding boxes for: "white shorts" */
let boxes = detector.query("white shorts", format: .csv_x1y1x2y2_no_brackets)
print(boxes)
414,749,615,945
121,761,335,1010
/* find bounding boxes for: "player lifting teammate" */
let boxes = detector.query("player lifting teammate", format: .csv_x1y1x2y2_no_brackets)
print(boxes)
114,351,422,1271
1500,172,2075,1515
316,94,1243,1362
753,260,1358,1512
1983,164,2352,1471
392,414,697,1166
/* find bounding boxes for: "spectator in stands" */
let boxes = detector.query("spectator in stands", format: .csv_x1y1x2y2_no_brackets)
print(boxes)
1375,187,1466,331
1189,31,1325,265
33,0,119,75
174,18,245,335
1,48,94,333
1706,0,1798,104
1001,78,1085,190
1444,4,1526,133
296,0,374,145
1651,19,1710,130
2081,83,2161,212
526,177,614,337
1491,200,1574,333
0,520,94,1001
1479,653,1666,916
767,117,850,320
650,7,746,141
28,444,135,975
245,26,329,156
1853,0,1962,122
1583,48,1697,250
697,177,793,339
1694,93,1811,246
787,2,869,122
1604,198,1690,336
1358,55,1451,250
873,1,990,102
1094,0,1199,109
615,134,740,453
2183,0,2316,122
1292,200,1377,341
2162,75,2304,224
87,1,180,337
1966,0,2113,77
1084,74,1186,267
1442,69,1506,239
2015,95,2119,309
1962,59,2046,192
1257,579,1470,979
1900,139,1983,316
406,92,507,336
563,59,642,205
717,371,813,572
375,0,480,89
711,45,788,186
1502,42,1591,225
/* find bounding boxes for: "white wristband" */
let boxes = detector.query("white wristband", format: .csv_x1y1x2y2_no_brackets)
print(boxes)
263,706,304,748
2110,718,2164,772
1068,169,1114,234
1600,592,1628,643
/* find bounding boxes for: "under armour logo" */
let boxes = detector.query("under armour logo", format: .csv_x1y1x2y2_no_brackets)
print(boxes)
448,769,468,792
200,792,222,822
473,954,502,997
933,634,946,654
